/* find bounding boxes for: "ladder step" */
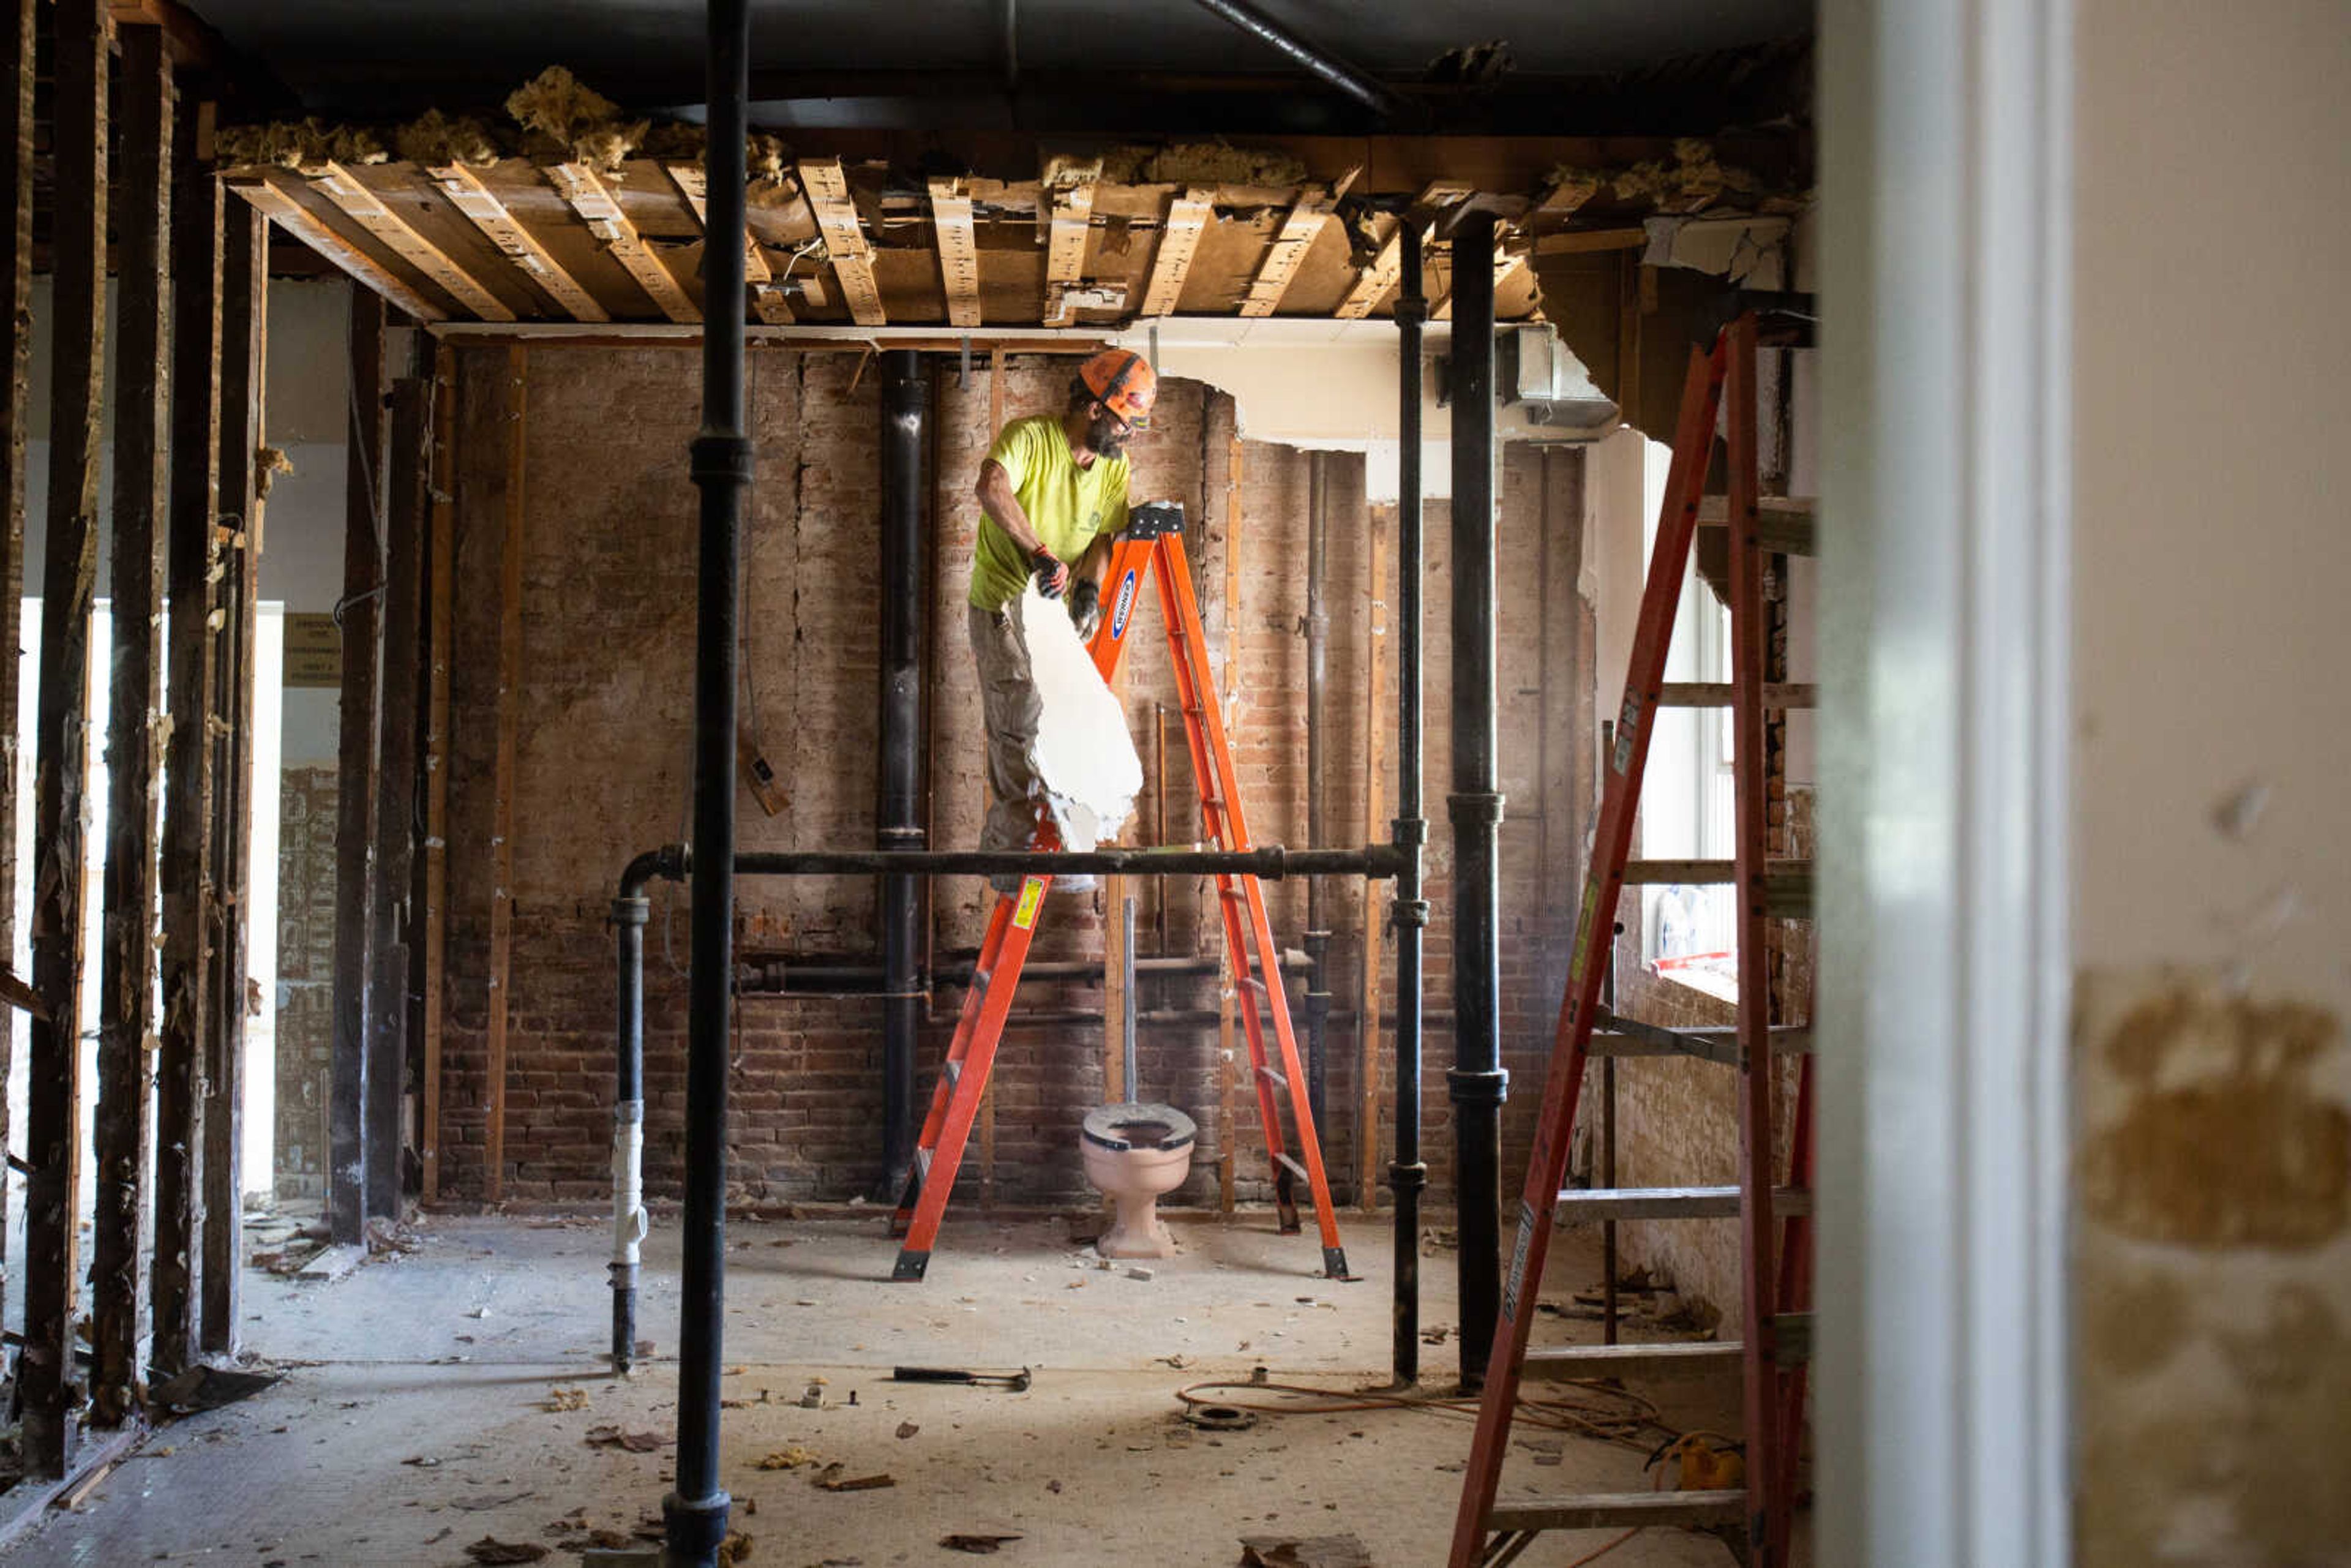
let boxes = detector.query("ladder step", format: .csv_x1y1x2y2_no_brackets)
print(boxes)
1273,1152,1310,1183
1521,1341,1742,1382
1697,493,1817,555
1552,1185,1812,1223
1239,975,1270,996
942,1060,962,1089
914,1147,933,1180
1487,1488,1745,1535
1655,681,1818,709
1255,1064,1289,1091
1619,860,1812,917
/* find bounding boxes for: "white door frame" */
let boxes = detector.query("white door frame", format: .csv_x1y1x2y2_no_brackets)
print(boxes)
1815,0,2074,1562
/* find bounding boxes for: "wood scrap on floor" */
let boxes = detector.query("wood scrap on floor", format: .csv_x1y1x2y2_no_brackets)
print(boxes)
1239,1533,1373,1567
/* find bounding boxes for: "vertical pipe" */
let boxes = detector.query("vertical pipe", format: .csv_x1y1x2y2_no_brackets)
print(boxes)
669,1,749,1561
1447,208,1507,1390
610,887,648,1373
1302,451,1331,1127
877,349,928,1197
1389,221,1430,1387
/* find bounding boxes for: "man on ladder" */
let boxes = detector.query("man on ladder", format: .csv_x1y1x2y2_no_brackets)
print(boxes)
893,346,1349,1282
967,348,1159,895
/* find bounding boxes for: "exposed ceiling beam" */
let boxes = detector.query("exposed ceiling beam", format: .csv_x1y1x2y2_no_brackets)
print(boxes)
664,162,771,282
664,162,791,321
302,162,514,322
1041,174,1096,328
1335,179,1474,320
797,157,886,328
426,163,609,324
544,161,699,324
926,176,981,331
228,175,447,323
1139,187,1212,318
1239,171,1355,320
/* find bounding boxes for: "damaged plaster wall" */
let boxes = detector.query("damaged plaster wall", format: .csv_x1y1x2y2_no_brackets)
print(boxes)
2071,0,2351,1561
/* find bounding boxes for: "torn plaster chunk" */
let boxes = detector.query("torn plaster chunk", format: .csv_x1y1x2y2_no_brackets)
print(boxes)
1016,582,1140,851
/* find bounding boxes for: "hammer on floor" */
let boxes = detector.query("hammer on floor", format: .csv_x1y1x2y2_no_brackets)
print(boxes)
890,1365,1033,1392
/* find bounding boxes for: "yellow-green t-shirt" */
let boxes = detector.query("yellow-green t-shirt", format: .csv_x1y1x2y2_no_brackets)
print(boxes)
967,415,1130,611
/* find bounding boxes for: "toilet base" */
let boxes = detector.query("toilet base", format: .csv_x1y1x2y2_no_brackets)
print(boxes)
1098,1195,1178,1259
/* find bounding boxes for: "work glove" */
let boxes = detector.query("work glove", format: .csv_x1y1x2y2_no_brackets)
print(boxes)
1067,577,1101,640
1030,547,1067,599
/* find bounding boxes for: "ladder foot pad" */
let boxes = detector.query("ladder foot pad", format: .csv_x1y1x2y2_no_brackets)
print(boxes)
1486,1489,1745,1532
890,1250,931,1282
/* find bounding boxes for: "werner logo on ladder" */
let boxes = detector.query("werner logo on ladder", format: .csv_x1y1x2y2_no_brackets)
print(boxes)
891,501,1351,1285
1449,310,1819,1568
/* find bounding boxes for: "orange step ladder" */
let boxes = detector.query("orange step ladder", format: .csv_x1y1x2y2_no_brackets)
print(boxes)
891,501,1350,1283
1449,313,1818,1567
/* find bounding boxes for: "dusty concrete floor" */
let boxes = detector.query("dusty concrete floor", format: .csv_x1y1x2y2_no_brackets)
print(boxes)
2,1205,1799,1566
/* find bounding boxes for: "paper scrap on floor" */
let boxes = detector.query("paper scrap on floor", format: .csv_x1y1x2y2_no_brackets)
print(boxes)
1019,580,1140,849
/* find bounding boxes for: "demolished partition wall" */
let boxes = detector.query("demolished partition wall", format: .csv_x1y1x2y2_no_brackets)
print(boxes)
429,340,1597,1213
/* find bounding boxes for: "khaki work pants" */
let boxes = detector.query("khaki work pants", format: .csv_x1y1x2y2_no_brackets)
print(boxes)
970,599,1046,852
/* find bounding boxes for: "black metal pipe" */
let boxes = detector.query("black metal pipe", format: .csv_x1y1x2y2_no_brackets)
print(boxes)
1447,208,1508,1391
610,890,648,1373
730,846,1403,879
1303,451,1332,1130
877,348,928,1200
669,1,748,1561
1186,0,1422,125
1390,221,1431,1388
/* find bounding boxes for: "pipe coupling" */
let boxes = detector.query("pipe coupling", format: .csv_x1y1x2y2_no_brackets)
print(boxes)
1445,1065,1511,1106
1390,816,1428,846
689,433,755,487
1389,896,1431,931
610,895,650,929
1447,792,1507,826
1387,1160,1429,1194
662,1491,733,1561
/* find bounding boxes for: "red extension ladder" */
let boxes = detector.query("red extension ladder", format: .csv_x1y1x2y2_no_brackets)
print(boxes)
891,501,1349,1283
1449,313,1818,1567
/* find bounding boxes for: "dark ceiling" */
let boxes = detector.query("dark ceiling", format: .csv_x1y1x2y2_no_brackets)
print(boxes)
187,0,1814,134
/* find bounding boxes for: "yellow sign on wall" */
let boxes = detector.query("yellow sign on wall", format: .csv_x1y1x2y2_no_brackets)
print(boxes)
283,613,341,688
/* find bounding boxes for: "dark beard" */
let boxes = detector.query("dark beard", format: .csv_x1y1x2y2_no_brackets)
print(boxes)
1087,412,1128,459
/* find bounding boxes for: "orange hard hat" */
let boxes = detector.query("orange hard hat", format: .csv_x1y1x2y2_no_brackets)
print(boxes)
1079,349,1157,427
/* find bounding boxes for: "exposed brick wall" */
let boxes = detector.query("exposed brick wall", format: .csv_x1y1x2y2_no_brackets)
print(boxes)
428,343,1598,1216
273,767,338,1198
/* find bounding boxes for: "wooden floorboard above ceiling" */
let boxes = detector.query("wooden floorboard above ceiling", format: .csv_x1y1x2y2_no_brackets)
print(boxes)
216,132,1806,333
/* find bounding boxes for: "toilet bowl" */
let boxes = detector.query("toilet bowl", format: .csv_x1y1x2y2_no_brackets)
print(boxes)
1080,1102,1197,1259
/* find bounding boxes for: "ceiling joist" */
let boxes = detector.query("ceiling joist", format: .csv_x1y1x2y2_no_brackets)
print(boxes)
1239,171,1355,319
798,158,887,328
544,160,699,324
1041,175,1096,328
304,162,515,322
1139,186,1212,318
230,174,448,323
427,163,609,324
664,162,771,282
926,177,981,331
